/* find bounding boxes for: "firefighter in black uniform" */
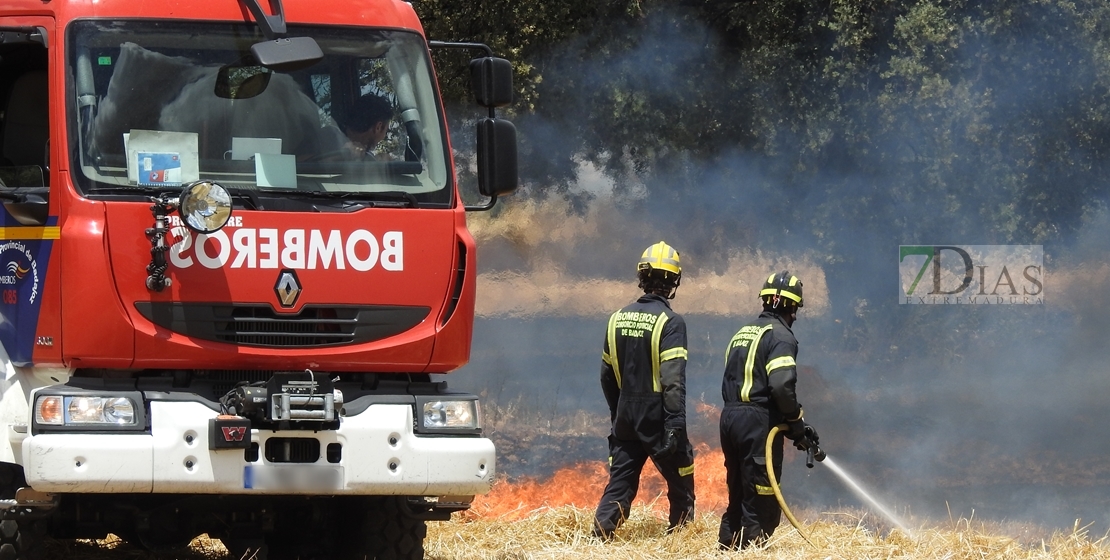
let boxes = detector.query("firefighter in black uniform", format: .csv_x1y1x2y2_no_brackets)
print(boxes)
592,241,696,539
718,271,819,549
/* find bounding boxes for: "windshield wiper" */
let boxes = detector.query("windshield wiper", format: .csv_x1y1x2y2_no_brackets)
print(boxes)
87,185,262,210
281,190,419,208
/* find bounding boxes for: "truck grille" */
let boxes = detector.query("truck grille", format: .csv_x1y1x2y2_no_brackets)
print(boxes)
134,303,429,348
200,370,273,401
265,438,320,463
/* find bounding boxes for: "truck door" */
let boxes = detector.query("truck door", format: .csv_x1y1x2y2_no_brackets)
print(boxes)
0,18,58,367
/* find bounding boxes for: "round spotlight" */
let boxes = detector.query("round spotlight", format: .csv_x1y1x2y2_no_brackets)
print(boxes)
178,181,232,233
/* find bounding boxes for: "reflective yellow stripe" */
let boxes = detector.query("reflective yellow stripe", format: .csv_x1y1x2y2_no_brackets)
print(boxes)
606,312,621,388
678,464,694,477
779,290,802,303
760,287,802,302
766,355,795,373
659,347,687,362
650,312,669,392
741,325,773,402
755,484,775,496
0,226,59,240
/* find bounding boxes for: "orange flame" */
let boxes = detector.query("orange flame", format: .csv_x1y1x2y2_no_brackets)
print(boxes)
468,403,801,521
695,401,721,417
467,440,757,521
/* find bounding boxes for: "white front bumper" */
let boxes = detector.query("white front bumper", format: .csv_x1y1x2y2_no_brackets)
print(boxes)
21,401,495,495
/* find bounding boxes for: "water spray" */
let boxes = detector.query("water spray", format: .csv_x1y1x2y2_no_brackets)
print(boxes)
820,456,912,535
766,424,913,546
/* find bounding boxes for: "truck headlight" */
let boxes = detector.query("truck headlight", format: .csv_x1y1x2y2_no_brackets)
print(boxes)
415,397,481,434
32,392,145,433
67,397,136,425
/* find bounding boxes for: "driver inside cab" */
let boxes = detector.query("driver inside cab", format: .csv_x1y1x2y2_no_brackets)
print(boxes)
335,93,393,160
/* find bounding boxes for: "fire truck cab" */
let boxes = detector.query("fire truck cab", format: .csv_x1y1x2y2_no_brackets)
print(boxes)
0,0,516,558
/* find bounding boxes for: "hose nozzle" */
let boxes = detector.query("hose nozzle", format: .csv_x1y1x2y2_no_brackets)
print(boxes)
802,427,825,468
788,424,826,468
806,443,827,468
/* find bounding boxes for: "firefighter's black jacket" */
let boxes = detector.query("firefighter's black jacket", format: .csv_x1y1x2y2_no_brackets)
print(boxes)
721,311,802,423
600,293,688,453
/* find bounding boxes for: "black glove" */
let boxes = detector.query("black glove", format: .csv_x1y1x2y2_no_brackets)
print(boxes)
657,428,680,457
787,421,820,452
804,424,820,446
786,420,807,442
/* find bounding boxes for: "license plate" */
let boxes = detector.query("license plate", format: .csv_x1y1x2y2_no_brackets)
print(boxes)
243,465,343,491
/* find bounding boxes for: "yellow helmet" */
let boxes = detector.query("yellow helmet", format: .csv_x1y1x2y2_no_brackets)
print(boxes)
637,241,681,298
760,270,803,308
637,241,681,276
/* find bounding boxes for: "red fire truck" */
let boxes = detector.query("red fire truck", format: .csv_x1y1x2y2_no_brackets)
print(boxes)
0,0,516,557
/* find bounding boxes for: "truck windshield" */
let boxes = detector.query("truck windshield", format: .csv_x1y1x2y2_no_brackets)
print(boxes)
67,21,452,206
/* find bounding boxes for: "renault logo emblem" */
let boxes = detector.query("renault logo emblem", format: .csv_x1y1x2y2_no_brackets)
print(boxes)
274,269,302,308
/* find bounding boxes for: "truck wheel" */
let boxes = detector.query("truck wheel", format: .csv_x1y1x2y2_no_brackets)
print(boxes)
0,465,48,560
338,497,425,560
362,497,426,560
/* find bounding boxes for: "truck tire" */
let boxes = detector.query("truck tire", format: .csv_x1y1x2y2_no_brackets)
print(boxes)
0,465,48,560
337,496,425,560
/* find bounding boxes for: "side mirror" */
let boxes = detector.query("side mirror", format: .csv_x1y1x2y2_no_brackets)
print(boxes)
469,57,513,108
215,65,272,99
476,117,518,197
251,37,323,72
0,166,47,225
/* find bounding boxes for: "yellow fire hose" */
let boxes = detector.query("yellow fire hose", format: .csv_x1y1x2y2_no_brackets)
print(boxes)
765,424,817,548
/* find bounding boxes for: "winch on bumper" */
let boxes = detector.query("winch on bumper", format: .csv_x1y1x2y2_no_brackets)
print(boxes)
18,372,495,502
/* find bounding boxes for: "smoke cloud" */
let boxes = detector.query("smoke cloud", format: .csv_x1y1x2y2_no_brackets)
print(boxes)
450,6,1110,535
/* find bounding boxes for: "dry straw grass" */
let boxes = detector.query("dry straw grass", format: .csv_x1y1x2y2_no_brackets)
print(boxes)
426,505,1110,560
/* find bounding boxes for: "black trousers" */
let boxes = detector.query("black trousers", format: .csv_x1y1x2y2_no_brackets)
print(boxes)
593,435,695,535
718,404,784,549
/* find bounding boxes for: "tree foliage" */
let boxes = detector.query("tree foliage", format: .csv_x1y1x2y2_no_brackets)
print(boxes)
416,0,1110,238
414,0,1110,359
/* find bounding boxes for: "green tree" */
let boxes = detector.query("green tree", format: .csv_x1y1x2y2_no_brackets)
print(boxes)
416,0,1110,258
